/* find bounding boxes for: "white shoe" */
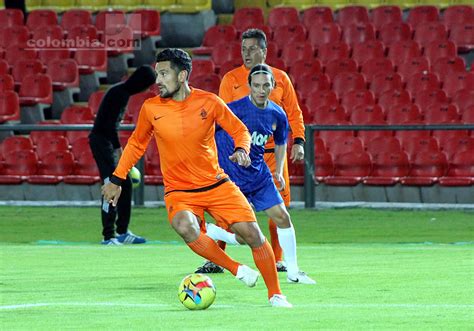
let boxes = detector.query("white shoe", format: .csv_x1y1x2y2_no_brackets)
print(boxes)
236,265,259,287
287,271,316,285
269,294,293,308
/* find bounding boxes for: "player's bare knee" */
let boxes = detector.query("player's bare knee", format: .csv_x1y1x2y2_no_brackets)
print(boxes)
270,207,291,228
239,222,265,248
171,212,200,242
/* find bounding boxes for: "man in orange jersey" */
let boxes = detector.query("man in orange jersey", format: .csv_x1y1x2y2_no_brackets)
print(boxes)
102,48,292,307
196,28,305,274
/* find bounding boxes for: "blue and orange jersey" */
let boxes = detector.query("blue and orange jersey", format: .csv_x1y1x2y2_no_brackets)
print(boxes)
216,96,288,193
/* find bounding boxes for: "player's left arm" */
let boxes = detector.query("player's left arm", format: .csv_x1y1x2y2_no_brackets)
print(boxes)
273,107,289,191
213,97,251,167
280,72,305,162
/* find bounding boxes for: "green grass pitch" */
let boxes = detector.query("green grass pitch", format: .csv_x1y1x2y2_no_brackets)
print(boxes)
1,206,473,330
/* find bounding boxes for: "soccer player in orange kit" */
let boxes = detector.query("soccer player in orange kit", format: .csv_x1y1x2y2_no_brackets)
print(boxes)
196,28,305,274
101,48,292,307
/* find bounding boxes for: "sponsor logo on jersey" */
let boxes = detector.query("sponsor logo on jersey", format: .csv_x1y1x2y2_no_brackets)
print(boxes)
251,131,269,146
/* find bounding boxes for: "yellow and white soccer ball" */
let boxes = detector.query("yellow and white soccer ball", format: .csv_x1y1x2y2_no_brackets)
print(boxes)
129,166,141,189
178,273,216,310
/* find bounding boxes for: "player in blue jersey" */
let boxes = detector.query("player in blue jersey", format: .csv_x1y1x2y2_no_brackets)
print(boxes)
198,64,315,284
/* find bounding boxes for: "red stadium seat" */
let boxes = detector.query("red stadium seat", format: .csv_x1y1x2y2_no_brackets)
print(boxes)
442,71,474,98
19,74,53,106
88,90,105,115
325,136,364,157
0,136,34,160
371,5,402,30
308,23,341,49
63,151,100,185
451,89,474,114
38,49,71,65
405,71,441,94
28,150,75,184
332,72,366,97
289,59,322,83
144,141,163,185
412,88,448,112
351,40,384,64
29,127,66,146
34,135,70,161
337,6,369,28
297,73,331,102
369,72,403,98
69,137,89,157
218,59,242,78
439,151,474,186
211,42,241,69
60,105,94,124
350,104,385,124
288,161,304,185
0,26,29,49
448,23,474,52
311,105,348,125
303,7,333,31
378,22,413,46
365,136,402,158
318,130,354,143
0,9,24,28
272,24,307,52
423,103,460,124
356,130,392,147
193,25,238,56
402,136,440,158
443,5,473,28
378,89,412,111
364,150,410,185
462,105,474,123
190,74,220,95
46,59,79,91
12,59,44,88
342,23,376,46
66,24,98,46
0,60,9,75
95,10,126,33
325,151,372,186
280,41,313,69
304,89,337,111
413,22,447,47
401,151,448,186
128,9,161,38
395,130,431,148
0,91,19,123
314,151,334,182
101,25,134,55
0,74,14,91
126,91,155,123
268,7,300,29
266,57,287,71
324,58,357,79
232,8,265,34
340,90,375,112
360,58,395,81
191,59,215,79
4,45,37,67
31,25,64,49
431,57,466,77
385,103,422,124
407,6,439,29
423,40,457,63
318,42,351,65
0,150,38,184
434,132,472,159
74,47,107,75
66,131,89,145
61,9,92,31
26,10,58,30
387,40,422,66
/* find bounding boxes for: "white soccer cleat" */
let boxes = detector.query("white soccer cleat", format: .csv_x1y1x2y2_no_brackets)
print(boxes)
287,271,316,285
236,265,259,287
269,294,293,308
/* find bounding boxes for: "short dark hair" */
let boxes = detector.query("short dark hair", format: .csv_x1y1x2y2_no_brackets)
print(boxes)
248,64,274,85
155,48,192,79
241,29,267,49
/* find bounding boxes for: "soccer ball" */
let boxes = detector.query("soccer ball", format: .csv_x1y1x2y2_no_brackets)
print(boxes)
129,166,141,188
178,273,216,310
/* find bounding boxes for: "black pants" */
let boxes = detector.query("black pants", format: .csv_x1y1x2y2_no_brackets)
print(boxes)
89,132,132,240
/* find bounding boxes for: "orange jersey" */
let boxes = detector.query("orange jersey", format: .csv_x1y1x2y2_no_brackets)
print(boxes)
219,64,305,148
113,88,251,192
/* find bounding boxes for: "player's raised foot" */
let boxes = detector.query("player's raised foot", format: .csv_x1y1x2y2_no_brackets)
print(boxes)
276,261,287,272
236,265,259,287
116,231,146,244
195,261,224,274
287,271,316,285
269,294,293,308
101,238,122,245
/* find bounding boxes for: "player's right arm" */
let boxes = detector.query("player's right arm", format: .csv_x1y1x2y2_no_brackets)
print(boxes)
102,103,154,204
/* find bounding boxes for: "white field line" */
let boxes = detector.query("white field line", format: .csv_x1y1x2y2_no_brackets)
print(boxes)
1,302,473,311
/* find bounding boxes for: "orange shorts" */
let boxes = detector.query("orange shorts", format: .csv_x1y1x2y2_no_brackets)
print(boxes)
264,152,291,206
164,179,256,230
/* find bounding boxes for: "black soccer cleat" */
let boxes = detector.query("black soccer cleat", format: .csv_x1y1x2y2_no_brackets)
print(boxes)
276,261,287,272
195,261,224,274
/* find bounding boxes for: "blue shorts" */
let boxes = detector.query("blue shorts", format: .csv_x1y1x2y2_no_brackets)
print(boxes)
243,177,283,212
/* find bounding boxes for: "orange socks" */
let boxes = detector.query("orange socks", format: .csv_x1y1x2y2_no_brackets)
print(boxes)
269,219,283,262
188,233,239,275
252,239,282,298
